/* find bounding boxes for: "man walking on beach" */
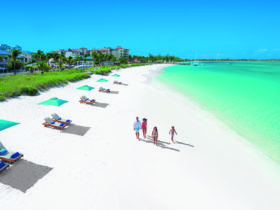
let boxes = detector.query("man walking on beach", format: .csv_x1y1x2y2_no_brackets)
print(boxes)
134,117,142,140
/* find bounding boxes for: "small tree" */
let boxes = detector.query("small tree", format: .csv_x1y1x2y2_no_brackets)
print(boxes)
119,57,128,64
7,59,22,72
37,61,51,74
75,56,81,62
9,49,21,75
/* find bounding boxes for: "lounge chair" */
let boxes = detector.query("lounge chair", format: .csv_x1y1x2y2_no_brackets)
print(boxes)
51,113,72,125
99,87,111,93
79,96,95,104
43,117,66,130
0,142,23,164
0,161,9,172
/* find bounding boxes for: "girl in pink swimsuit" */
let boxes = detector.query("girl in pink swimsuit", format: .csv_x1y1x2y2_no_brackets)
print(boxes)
142,118,147,139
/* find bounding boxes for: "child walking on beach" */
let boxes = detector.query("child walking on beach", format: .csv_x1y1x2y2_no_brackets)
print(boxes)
169,126,177,143
152,127,158,145
142,118,147,139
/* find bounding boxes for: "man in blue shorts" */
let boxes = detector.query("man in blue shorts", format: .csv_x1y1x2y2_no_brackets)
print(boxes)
133,117,142,140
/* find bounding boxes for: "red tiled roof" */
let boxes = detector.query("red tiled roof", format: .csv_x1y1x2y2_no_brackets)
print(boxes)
112,47,129,51
91,48,108,52
72,49,81,52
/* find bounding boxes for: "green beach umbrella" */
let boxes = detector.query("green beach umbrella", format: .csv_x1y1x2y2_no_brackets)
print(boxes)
111,74,120,77
97,78,108,82
0,119,20,131
39,97,68,107
77,85,95,91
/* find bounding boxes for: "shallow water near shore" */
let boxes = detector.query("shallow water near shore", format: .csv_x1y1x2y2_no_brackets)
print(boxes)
158,62,280,163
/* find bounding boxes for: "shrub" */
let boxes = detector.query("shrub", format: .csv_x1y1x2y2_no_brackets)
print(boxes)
21,87,38,96
0,95,5,101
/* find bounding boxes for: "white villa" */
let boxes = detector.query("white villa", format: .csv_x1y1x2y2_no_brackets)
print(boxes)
0,44,11,51
79,47,88,55
64,49,81,58
110,46,129,59
20,51,33,63
0,43,33,71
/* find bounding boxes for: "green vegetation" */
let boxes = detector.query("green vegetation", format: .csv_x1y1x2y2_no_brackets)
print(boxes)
87,63,151,75
0,70,90,101
0,62,152,101
9,49,22,75
131,54,181,63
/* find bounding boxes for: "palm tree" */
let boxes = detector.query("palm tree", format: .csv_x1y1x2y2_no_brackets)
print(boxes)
54,53,60,62
10,49,21,75
68,56,73,65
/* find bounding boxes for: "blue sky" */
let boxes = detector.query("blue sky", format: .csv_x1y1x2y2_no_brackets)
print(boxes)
1,0,280,58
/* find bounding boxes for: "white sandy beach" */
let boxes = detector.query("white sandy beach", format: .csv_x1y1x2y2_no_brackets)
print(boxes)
1,64,280,210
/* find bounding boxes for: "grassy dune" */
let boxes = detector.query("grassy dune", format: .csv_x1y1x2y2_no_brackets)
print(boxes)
0,70,90,101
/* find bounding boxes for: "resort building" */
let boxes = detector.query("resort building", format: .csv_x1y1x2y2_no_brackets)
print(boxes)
0,49,11,71
79,47,88,55
12,45,22,51
90,48,109,55
20,51,33,63
51,46,130,60
110,46,129,59
0,44,11,51
65,48,81,58
51,49,66,55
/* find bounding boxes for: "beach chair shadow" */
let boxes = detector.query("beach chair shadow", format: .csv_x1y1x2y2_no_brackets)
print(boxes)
109,91,119,94
0,159,52,193
61,124,90,136
140,138,180,152
92,102,109,108
115,83,128,86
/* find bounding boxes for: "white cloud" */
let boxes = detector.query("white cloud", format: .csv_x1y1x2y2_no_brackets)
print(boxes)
256,48,268,53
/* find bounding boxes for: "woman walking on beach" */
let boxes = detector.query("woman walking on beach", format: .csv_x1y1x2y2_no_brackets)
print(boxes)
152,127,158,145
169,126,177,143
142,118,147,139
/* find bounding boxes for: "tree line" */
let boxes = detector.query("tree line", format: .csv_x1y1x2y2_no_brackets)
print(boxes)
1,49,183,75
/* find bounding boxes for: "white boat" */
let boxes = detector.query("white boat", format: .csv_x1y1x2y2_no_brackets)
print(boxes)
193,61,200,66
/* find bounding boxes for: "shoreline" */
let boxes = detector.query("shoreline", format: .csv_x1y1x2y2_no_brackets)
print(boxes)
157,63,280,166
0,64,280,209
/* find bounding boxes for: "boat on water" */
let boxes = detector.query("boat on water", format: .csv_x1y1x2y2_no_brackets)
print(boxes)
192,61,200,66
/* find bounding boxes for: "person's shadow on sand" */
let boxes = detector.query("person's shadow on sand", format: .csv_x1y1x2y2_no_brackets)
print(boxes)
140,136,180,152
140,136,194,152
175,141,194,147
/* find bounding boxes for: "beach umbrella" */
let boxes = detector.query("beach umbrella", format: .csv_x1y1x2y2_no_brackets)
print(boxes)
77,85,94,91
111,74,120,77
39,97,68,107
0,119,20,131
97,78,108,82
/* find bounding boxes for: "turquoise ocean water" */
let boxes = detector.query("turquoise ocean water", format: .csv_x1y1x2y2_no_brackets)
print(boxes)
158,62,280,163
